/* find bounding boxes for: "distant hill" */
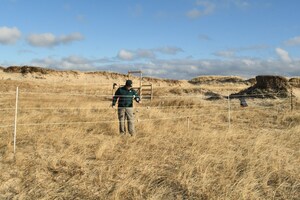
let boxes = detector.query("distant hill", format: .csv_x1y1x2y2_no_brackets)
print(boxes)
0,66,183,86
3,66,53,74
2,66,298,88
189,75,252,85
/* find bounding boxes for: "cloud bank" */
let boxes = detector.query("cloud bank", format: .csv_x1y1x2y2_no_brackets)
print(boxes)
27,54,300,80
0,26,21,45
117,47,183,61
27,32,84,47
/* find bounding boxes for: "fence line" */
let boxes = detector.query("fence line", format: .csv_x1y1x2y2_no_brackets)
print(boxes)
41,82,114,86
0,92,16,95
0,108,16,111
0,100,290,113
3,107,284,129
15,91,292,99
12,104,227,111
18,92,108,98
1,87,296,156
0,120,15,124
0,105,286,129
13,112,227,127
0,124,13,128
0,98,17,101
0,103,276,112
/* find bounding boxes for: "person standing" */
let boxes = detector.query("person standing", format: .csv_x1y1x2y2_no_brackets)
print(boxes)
112,80,140,136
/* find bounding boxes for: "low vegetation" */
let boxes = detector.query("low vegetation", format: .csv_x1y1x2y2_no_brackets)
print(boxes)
0,74,299,199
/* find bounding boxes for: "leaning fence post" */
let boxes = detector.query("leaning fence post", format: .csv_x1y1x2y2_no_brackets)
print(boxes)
228,92,231,129
14,87,19,155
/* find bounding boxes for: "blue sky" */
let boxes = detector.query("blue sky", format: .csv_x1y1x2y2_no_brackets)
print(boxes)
0,0,300,79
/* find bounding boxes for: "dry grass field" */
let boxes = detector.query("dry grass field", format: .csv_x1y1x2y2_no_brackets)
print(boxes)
0,70,300,199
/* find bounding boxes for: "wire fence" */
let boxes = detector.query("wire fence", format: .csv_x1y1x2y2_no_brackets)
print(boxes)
0,87,298,155
14,91,290,98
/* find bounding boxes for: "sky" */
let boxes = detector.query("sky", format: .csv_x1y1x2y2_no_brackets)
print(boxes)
0,0,300,79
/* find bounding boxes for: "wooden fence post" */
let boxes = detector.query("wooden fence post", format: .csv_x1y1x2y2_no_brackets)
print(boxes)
187,117,190,132
228,92,231,129
291,87,293,111
14,87,19,155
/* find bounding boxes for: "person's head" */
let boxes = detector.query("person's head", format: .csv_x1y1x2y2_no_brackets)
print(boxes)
125,80,133,90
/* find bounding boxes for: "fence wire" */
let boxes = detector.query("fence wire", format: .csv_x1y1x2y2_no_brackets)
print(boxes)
0,111,227,128
0,90,296,129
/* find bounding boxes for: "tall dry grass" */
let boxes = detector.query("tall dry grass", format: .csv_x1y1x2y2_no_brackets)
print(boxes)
0,80,299,199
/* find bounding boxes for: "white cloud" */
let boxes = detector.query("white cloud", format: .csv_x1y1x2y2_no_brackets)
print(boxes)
27,33,56,47
241,59,256,66
136,49,155,59
59,33,84,44
31,56,93,71
27,32,84,47
117,47,183,61
187,1,215,19
275,48,292,63
118,49,135,60
284,36,300,46
140,58,300,79
0,26,21,45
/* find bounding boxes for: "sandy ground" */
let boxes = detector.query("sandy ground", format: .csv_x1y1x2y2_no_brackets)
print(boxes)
293,88,300,98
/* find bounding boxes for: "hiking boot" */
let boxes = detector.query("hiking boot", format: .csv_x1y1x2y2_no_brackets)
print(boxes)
129,133,134,137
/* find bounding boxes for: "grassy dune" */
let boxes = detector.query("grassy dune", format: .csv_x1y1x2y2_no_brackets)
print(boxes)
0,79,299,199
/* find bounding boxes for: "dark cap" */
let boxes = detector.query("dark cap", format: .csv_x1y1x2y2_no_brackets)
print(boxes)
125,80,133,87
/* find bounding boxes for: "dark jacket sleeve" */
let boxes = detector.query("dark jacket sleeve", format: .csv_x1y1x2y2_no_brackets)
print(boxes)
112,88,121,106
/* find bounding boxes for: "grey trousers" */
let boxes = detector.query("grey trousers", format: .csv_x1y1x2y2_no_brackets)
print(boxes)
118,107,134,135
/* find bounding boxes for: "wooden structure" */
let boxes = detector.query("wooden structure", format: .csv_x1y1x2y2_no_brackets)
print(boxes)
112,70,153,101
128,71,153,101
